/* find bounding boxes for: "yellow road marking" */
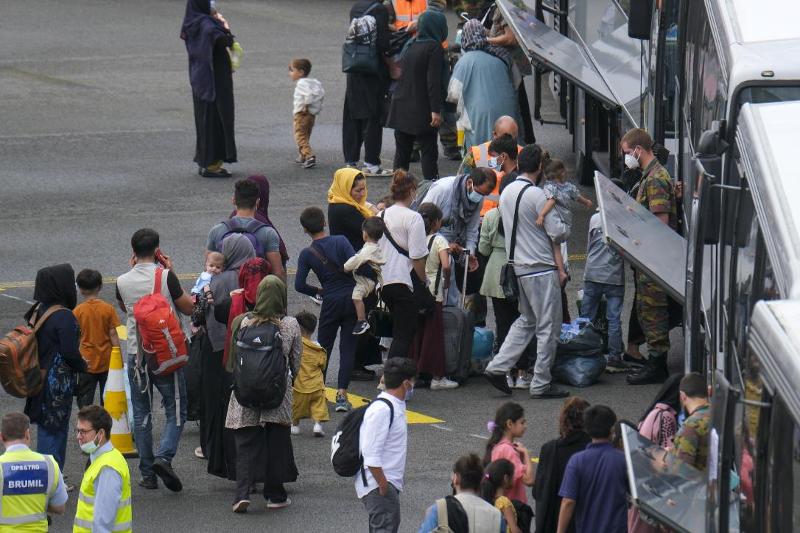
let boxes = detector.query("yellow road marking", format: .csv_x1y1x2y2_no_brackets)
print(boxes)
114,325,442,424
0,255,588,291
324,388,443,425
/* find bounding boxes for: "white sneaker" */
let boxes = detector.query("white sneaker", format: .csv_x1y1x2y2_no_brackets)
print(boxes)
506,374,516,389
313,423,325,437
514,373,532,389
290,425,300,436
431,377,460,390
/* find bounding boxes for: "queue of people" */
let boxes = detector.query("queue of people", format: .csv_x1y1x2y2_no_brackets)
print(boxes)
0,1,692,531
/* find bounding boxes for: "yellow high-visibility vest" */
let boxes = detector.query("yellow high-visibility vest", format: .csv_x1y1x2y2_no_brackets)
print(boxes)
73,447,132,533
0,446,58,533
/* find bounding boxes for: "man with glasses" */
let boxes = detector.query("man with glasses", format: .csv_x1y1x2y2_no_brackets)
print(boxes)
73,406,132,533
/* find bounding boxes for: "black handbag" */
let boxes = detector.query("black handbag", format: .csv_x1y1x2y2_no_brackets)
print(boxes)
367,294,394,338
500,182,534,300
342,3,381,75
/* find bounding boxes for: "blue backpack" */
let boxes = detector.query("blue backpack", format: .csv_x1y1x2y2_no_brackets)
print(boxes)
215,218,267,257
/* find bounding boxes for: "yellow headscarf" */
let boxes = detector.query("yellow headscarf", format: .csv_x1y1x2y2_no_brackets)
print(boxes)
327,168,373,219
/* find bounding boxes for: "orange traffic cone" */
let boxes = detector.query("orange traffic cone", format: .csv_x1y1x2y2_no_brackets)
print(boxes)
103,345,137,457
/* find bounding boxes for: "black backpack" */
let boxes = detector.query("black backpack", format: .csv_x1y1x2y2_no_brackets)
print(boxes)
232,318,286,410
215,218,268,257
331,398,394,485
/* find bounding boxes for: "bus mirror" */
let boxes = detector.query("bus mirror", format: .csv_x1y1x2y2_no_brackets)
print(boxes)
697,121,729,156
694,156,722,245
628,0,652,40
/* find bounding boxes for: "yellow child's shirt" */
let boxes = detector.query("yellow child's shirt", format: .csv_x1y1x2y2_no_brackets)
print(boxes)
293,337,327,394
494,495,516,533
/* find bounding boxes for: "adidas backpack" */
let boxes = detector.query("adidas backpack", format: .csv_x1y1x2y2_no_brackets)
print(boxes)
331,398,393,485
132,268,188,376
232,317,286,410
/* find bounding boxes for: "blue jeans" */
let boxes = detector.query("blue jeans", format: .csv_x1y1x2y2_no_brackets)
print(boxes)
37,423,68,471
580,281,624,358
128,356,187,479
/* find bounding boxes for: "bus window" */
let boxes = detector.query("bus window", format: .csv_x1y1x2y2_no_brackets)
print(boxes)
738,345,768,530
728,188,757,371
764,397,800,532
738,86,800,105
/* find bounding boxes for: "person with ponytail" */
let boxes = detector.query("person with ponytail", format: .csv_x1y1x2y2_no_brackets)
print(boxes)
481,459,523,533
485,402,534,504
418,454,504,533
378,170,430,359
408,202,458,390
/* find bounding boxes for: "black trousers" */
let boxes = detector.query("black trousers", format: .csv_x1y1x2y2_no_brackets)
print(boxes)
75,372,108,409
343,97,383,166
492,297,533,371
518,80,536,144
233,425,296,503
381,283,420,359
394,129,439,180
317,296,357,390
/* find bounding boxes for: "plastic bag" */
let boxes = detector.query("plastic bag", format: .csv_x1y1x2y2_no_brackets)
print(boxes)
557,320,604,357
552,354,606,388
472,327,494,361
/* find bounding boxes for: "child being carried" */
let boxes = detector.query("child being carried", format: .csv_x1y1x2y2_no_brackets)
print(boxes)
343,217,386,336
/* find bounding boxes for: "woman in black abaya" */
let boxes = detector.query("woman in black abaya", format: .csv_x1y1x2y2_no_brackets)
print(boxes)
181,0,237,178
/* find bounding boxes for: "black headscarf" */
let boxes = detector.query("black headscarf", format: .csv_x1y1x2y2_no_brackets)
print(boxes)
180,0,229,102
32,264,77,311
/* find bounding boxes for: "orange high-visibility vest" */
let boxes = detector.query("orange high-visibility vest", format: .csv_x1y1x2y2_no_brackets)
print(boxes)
472,143,523,216
393,0,428,30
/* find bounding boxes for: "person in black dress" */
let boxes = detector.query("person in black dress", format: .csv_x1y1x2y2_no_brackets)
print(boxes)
533,397,592,533
343,0,391,175
181,0,237,178
327,168,382,377
387,10,448,181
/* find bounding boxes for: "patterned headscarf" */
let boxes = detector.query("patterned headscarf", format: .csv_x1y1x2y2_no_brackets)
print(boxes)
461,19,512,67
461,19,487,52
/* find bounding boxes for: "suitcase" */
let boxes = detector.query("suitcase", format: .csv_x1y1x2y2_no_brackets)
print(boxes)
442,252,474,383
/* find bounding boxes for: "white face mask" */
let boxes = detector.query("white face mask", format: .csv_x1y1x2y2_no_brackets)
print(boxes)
624,150,640,170
79,432,101,455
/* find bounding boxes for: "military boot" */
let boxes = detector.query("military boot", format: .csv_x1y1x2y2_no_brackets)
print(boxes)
626,355,668,385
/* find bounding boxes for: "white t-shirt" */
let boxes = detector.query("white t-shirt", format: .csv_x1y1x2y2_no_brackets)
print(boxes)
379,205,428,289
356,392,408,499
425,234,449,302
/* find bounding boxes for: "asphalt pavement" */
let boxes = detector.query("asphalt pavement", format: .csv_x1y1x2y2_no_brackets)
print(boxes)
0,1,683,531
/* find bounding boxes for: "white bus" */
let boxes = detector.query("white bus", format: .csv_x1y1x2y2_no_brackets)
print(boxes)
500,0,800,529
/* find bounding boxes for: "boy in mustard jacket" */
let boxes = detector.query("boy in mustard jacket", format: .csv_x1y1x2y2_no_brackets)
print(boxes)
291,311,330,437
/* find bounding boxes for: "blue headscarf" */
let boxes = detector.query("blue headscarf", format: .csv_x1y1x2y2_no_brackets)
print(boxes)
401,10,449,58
180,0,230,102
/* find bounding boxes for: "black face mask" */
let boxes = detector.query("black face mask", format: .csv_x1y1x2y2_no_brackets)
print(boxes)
450,482,456,496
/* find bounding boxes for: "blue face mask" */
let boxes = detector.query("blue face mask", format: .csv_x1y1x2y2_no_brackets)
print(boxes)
467,189,484,203
404,382,415,402
487,157,499,170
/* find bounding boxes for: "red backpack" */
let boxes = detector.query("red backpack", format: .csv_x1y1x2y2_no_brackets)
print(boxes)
133,268,188,376
223,258,271,367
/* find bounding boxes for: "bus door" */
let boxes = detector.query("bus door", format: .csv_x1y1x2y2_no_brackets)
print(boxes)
594,171,686,303
621,423,706,532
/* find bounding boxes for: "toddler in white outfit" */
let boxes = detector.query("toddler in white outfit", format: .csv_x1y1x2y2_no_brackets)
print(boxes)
343,217,386,336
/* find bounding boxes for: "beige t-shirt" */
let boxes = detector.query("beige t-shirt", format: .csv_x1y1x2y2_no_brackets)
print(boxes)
425,234,449,302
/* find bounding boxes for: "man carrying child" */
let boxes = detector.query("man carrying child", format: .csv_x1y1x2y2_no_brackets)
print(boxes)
294,207,360,413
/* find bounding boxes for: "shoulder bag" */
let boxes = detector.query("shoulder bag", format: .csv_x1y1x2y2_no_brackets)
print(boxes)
499,182,534,300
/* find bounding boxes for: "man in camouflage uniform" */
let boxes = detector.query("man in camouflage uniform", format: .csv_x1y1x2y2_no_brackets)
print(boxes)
671,373,711,471
621,128,677,385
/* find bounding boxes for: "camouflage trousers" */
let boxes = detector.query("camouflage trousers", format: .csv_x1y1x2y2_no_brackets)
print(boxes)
635,271,669,357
